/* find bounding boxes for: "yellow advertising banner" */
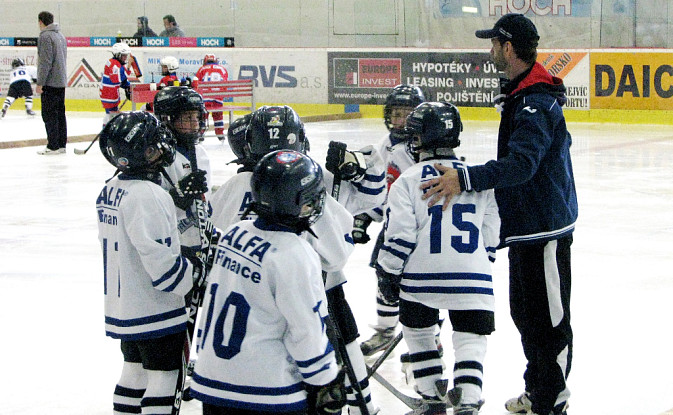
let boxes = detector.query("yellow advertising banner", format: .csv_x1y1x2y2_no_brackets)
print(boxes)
591,52,673,110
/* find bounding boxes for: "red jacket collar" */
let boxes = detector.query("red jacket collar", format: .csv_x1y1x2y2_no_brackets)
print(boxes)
510,62,562,95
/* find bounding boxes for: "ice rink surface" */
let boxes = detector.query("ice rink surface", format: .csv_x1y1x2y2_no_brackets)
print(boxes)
1,108,672,415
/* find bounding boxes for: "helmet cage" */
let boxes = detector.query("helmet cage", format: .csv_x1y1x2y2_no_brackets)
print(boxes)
153,86,208,145
100,112,176,173
384,85,426,131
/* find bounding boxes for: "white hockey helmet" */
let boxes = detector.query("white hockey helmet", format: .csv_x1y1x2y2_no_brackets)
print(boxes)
160,56,179,72
110,42,131,58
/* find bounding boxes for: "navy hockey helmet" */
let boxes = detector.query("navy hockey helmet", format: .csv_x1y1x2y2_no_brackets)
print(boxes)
227,113,252,163
11,58,25,68
251,150,326,230
153,86,208,145
405,102,462,161
384,84,426,132
245,105,309,164
99,111,176,173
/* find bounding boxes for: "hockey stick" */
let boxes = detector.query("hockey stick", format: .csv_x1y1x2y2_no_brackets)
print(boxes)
160,147,214,414
74,99,129,155
369,371,422,409
366,330,404,380
73,133,101,155
323,141,370,415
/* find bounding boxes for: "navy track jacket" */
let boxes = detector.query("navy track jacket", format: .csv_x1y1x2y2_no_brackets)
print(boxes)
457,62,578,246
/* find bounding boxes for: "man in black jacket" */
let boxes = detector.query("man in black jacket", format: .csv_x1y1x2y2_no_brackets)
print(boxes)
133,16,157,38
420,13,577,415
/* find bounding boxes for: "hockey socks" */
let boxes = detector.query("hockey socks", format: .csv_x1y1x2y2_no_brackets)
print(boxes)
113,362,146,414
451,331,486,406
402,325,443,397
345,340,379,415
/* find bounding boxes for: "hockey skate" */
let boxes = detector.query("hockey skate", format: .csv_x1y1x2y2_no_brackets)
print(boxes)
447,386,486,415
505,392,568,414
505,392,531,413
360,326,395,356
26,109,36,116
405,379,449,415
1,108,6,118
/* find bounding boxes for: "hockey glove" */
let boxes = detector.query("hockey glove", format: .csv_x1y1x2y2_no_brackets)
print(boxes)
352,213,373,244
169,170,208,211
181,246,207,304
326,141,367,182
124,87,131,100
305,368,346,415
376,267,401,305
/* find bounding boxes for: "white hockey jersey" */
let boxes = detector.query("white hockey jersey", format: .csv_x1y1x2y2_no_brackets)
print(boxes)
377,157,500,311
9,65,37,85
191,219,339,412
322,145,387,217
209,171,355,289
96,175,196,340
160,145,212,250
367,133,416,222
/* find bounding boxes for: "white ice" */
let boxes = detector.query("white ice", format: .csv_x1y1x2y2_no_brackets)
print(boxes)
1,108,672,415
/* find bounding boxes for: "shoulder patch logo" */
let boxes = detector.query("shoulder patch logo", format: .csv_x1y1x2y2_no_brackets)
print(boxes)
522,106,537,114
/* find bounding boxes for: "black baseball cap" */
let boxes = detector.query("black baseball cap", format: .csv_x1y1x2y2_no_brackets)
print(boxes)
475,13,539,45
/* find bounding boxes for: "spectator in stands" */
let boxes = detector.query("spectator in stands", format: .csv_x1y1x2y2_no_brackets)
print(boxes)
159,15,185,37
133,16,157,38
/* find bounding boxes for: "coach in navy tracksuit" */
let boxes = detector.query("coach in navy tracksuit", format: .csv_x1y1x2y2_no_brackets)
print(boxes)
419,14,577,415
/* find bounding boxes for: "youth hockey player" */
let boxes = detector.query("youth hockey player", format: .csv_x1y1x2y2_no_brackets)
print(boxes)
99,42,132,127
153,86,210,254
158,56,180,88
376,102,500,415
1,58,38,118
96,111,205,415
194,54,229,141
210,106,385,415
356,84,427,357
190,149,346,415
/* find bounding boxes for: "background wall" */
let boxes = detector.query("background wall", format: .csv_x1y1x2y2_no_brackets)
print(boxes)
2,0,673,48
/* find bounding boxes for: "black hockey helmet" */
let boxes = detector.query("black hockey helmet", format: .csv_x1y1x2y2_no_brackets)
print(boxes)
153,86,207,146
384,84,426,132
251,150,326,230
245,105,309,164
100,111,176,173
227,113,252,164
405,102,462,161
11,58,25,68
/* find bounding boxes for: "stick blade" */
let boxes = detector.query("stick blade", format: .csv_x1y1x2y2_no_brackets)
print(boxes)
74,147,88,155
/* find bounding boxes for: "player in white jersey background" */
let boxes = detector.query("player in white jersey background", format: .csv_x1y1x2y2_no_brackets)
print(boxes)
191,150,346,415
2,58,38,118
354,85,427,357
377,102,500,415
209,105,385,415
96,111,205,415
